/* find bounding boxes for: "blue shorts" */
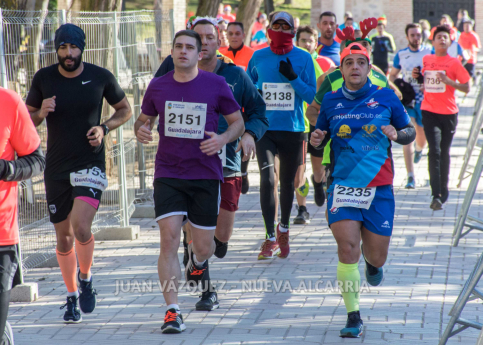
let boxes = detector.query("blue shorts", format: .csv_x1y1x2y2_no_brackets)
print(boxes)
327,184,395,236
405,102,423,128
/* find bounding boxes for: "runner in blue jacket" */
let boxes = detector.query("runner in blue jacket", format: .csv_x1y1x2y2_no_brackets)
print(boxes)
246,11,316,260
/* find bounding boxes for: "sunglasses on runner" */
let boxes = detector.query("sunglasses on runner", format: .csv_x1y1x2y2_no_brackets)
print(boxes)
272,22,292,30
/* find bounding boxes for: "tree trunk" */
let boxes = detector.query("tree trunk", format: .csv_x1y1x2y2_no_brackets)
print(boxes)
264,0,274,15
283,0,292,4
236,0,264,45
196,0,221,17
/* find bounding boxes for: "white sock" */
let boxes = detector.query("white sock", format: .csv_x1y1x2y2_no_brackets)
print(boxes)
269,237,276,242
278,224,289,233
167,304,180,311
193,253,206,267
67,290,79,298
408,172,414,178
415,144,422,152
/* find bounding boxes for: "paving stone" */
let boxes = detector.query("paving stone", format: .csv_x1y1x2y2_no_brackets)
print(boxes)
9,90,483,345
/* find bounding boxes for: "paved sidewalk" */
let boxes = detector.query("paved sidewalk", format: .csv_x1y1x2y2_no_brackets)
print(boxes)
9,89,483,345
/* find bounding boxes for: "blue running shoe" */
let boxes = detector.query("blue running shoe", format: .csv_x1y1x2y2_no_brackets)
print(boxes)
340,311,363,338
361,244,383,286
405,176,415,189
414,150,423,164
61,295,82,324
78,270,97,313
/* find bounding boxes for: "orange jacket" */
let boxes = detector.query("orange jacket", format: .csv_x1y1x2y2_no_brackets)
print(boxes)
218,44,255,72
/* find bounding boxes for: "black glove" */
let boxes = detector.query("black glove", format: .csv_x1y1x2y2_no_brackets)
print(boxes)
0,160,8,181
279,58,298,81
415,66,424,84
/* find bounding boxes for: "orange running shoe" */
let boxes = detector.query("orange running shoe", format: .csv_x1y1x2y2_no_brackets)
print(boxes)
277,224,290,258
257,239,280,260
161,308,186,333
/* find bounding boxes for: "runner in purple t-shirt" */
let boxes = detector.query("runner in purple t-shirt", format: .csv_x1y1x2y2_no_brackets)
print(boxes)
135,30,244,334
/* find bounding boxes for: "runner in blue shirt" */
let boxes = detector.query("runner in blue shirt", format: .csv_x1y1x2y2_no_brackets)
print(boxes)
247,11,316,260
389,23,431,189
155,18,268,312
316,11,341,66
311,43,415,338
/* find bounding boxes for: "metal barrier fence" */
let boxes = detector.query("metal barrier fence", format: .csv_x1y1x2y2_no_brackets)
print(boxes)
0,9,173,271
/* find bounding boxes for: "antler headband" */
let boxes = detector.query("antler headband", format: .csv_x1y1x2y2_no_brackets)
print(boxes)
336,26,355,42
360,17,378,39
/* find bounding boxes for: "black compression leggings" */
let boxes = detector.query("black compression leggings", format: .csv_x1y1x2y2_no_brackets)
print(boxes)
421,111,457,202
256,131,305,238
0,290,10,342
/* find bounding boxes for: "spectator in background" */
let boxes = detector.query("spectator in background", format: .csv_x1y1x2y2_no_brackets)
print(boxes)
221,5,236,22
252,13,267,37
218,19,229,48
459,18,481,80
456,9,470,33
216,3,224,20
220,22,255,72
316,11,341,66
294,17,300,31
430,16,468,60
251,17,269,49
297,25,335,72
420,19,431,47
430,15,459,41
335,16,354,44
185,12,195,27
370,15,396,74
293,17,300,44
338,11,360,31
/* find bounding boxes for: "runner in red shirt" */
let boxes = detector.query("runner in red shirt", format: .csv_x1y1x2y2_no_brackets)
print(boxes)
221,5,236,22
0,88,45,344
252,13,267,37
413,25,471,210
458,18,481,80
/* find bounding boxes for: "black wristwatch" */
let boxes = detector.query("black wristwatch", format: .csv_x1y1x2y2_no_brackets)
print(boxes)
244,130,256,140
100,124,110,136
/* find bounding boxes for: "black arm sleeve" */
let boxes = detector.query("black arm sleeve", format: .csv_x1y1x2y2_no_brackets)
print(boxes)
0,145,46,182
394,123,416,146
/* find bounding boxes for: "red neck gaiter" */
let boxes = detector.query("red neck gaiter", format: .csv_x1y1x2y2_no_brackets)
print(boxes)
268,29,294,55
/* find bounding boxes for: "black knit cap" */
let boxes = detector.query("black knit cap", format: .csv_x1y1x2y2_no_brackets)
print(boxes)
54,23,86,53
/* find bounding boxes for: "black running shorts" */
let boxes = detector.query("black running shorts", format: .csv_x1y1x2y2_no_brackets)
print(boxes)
153,178,221,230
45,169,104,224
